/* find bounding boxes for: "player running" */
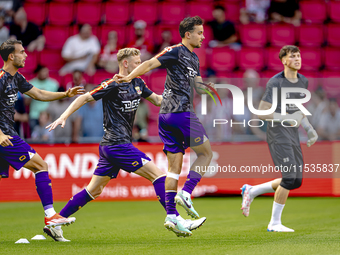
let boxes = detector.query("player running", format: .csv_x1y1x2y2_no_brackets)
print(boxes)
0,39,82,231
46,48,206,241
241,45,318,232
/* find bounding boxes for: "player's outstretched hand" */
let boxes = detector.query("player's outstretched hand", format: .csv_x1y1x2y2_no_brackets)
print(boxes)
66,86,85,98
307,129,318,147
206,82,216,93
0,134,13,147
115,74,131,83
46,118,67,132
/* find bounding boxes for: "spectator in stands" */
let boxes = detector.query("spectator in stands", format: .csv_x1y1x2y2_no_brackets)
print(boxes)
0,14,9,45
46,87,81,143
307,86,327,131
27,65,59,131
127,20,153,62
240,0,271,24
134,98,150,137
207,5,239,49
59,24,100,76
98,31,119,73
9,7,45,51
154,30,174,54
0,0,22,22
243,69,264,102
132,124,148,143
14,92,28,138
31,111,53,142
268,0,301,26
65,70,87,91
317,98,340,141
78,84,104,140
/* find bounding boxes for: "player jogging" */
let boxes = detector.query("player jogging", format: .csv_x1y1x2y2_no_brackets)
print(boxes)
46,48,206,241
116,16,214,237
241,45,318,232
0,39,82,231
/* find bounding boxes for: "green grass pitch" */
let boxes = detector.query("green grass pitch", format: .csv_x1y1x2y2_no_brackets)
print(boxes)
1,197,339,255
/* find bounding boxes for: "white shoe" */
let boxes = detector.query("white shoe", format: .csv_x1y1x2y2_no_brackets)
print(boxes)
178,216,206,231
241,184,253,217
43,226,71,241
175,190,200,219
267,224,294,232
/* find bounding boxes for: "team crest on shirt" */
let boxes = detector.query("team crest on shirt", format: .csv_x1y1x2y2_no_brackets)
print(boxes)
135,86,142,95
101,81,109,89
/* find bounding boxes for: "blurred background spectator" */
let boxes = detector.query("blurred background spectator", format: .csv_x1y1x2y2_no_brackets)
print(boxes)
268,0,301,26
154,30,174,54
97,31,119,74
59,24,100,76
127,20,153,62
46,87,81,144
9,7,45,52
317,98,340,141
0,0,23,23
240,0,270,24
27,65,59,131
14,92,29,138
65,70,87,91
0,14,9,45
31,111,53,142
207,5,239,49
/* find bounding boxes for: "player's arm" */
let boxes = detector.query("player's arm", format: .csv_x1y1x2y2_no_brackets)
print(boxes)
116,58,162,83
145,93,162,107
25,86,85,102
46,93,94,131
0,128,13,147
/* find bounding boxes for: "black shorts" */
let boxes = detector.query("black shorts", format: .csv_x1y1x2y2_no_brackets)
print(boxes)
268,143,303,180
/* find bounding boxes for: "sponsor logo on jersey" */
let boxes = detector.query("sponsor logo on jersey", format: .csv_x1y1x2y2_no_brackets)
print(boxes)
7,94,18,106
121,99,140,112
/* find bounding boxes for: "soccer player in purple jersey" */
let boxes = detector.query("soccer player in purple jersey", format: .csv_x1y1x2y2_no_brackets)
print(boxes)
116,17,214,236
0,39,83,233
241,46,318,232
46,48,206,241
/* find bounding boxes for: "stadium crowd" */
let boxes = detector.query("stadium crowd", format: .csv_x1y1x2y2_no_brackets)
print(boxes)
0,0,340,143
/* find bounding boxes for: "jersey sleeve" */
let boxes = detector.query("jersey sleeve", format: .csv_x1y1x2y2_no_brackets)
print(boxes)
138,77,153,99
90,78,117,101
155,46,179,67
18,73,34,93
261,77,279,104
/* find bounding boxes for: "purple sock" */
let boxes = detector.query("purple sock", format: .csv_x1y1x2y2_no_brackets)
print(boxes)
154,176,179,216
165,191,179,216
60,189,93,218
35,171,53,210
182,171,202,195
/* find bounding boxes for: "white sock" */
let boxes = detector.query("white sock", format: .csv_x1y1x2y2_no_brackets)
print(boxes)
176,215,185,221
269,201,285,226
182,190,191,197
167,214,176,219
45,208,57,218
250,181,275,198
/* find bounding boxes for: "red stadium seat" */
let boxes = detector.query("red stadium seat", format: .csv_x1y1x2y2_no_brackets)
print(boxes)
188,2,213,21
321,70,340,97
100,25,126,46
329,1,340,23
238,48,264,71
327,23,340,47
324,47,340,70
239,24,267,47
300,1,327,23
299,70,320,91
19,70,35,81
48,71,63,86
39,49,65,71
76,2,102,25
148,70,167,93
92,70,112,85
159,2,186,25
103,2,130,25
193,47,208,70
24,3,46,26
79,0,102,2
52,0,74,2
44,26,70,49
268,24,295,47
299,47,322,71
131,2,158,25
298,24,324,47
154,24,182,46
21,51,38,72
48,2,74,26
266,47,282,71
260,70,280,87
210,48,236,72
25,0,46,3
224,2,240,22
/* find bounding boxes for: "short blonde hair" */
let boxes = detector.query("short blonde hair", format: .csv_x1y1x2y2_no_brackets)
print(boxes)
117,48,140,63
